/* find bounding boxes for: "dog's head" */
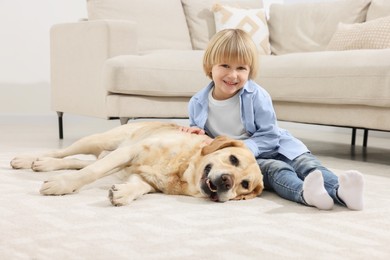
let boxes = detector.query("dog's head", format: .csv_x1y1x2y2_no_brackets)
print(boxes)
199,136,263,202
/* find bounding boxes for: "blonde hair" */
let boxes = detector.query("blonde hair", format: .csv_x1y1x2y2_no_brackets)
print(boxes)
203,29,259,79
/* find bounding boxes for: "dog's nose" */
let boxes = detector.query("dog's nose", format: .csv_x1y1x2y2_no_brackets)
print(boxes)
218,174,233,191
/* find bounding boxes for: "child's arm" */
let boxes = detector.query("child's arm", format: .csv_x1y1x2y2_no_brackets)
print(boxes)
242,86,282,157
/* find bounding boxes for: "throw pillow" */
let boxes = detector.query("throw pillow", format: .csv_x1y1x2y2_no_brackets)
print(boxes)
181,0,263,50
326,16,390,51
213,4,271,55
366,0,390,21
268,0,371,55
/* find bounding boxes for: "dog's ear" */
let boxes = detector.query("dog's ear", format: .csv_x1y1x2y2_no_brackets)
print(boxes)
233,183,264,201
201,136,244,155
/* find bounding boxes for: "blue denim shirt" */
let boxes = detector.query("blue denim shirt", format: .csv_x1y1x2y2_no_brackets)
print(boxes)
188,80,309,160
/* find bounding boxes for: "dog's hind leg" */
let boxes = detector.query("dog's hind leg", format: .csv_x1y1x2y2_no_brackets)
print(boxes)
109,174,155,206
43,133,121,159
11,133,121,170
30,150,114,171
40,145,139,195
31,157,95,172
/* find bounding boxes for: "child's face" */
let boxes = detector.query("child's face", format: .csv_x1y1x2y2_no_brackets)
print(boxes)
211,61,250,100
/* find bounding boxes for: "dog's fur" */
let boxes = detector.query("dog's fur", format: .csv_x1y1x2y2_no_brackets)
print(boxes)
10,122,263,206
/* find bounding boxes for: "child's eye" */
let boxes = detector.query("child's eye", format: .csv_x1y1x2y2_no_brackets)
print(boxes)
238,66,248,70
221,64,229,68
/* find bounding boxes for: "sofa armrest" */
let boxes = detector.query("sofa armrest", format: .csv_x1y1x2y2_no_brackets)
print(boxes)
50,20,137,118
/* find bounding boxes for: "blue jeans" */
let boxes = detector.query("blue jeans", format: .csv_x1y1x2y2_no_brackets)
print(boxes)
257,152,346,206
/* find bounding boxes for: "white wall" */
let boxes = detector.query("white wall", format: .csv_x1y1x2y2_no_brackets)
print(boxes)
0,0,86,115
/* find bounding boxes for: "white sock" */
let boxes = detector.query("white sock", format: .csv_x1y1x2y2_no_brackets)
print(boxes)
303,170,334,210
338,170,364,210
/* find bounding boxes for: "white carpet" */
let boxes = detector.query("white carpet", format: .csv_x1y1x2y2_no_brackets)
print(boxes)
1,152,390,260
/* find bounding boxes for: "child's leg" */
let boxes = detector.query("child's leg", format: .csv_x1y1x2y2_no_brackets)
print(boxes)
291,153,340,197
258,158,304,203
258,158,332,210
291,153,364,210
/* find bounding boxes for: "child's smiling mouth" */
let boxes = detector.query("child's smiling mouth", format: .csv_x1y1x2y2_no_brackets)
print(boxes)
224,80,238,86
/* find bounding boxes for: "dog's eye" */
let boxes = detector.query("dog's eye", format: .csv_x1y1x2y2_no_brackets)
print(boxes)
241,180,249,189
204,164,212,176
229,155,239,166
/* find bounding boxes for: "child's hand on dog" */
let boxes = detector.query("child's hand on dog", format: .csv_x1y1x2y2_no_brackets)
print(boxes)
179,126,213,145
179,126,206,135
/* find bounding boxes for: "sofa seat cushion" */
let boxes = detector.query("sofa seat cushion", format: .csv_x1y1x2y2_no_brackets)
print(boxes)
257,49,390,108
104,50,210,97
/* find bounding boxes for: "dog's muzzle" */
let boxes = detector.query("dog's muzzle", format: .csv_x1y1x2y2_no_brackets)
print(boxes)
200,164,233,202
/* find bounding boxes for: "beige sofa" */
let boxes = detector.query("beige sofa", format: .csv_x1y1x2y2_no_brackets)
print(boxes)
51,0,390,146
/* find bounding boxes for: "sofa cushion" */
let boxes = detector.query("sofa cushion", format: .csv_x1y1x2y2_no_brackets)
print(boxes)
87,0,192,51
327,16,390,51
256,49,390,108
104,50,210,97
213,4,271,55
268,0,371,55
366,0,390,21
181,0,263,50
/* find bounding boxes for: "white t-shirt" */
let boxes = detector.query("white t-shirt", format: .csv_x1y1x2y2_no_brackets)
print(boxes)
205,88,249,140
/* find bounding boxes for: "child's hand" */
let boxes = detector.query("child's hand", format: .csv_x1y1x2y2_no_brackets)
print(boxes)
179,126,206,135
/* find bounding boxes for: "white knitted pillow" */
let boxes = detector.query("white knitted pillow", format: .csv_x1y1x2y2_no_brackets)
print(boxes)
327,16,390,51
213,4,271,55
181,0,263,50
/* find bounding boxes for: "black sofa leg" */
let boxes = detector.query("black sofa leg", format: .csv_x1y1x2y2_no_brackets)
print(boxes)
363,129,369,147
351,128,356,146
351,128,369,147
120,117,130,125
57,111,64,139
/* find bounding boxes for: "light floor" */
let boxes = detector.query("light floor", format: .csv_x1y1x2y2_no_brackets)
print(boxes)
1,115,389,176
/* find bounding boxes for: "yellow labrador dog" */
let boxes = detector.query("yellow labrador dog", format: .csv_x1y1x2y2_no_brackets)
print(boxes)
10,122,263,206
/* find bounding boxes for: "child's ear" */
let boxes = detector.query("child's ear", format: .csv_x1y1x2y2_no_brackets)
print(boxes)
201,136,244,155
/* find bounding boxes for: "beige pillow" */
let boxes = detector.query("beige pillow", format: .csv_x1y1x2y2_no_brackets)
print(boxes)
366,0,390,21
213,4,270,55
268,0,371,55
326,16,390,51
87,0,192,51
181,0,263,50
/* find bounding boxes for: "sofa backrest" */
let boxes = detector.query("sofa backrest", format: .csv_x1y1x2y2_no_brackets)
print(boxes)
267,0,371,55
366,0,390,20
86,0,192,52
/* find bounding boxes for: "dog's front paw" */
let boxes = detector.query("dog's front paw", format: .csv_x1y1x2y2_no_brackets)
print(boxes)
32,157,62,172
108,184,133,207
40,175,79,195
10,156,36,169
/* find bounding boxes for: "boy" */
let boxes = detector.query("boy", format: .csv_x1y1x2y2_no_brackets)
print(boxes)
182,29,364,210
